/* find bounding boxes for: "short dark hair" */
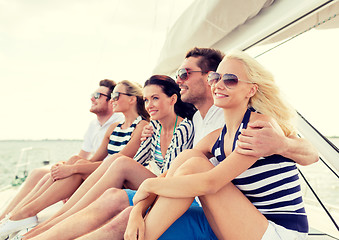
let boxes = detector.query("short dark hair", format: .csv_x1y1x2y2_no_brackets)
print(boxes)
185,47,224,73
99,79,116,101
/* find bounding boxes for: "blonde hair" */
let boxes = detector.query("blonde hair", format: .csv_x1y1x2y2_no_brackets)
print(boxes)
117,80,150,121
224,50,296,136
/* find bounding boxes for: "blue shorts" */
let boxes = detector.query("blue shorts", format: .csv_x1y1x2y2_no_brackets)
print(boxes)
123,189,217,239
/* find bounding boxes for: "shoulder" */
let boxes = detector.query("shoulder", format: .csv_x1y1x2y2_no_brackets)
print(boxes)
204,127,223,144
107,122,120,132
176,118,194,133
135,120,149,130
178,118,194,128
104,122,120,137
249,112,273,123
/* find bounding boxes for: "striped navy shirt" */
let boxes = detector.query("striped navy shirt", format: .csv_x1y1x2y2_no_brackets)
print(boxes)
211,108,308,233
134,118,194,176
107,116,143,155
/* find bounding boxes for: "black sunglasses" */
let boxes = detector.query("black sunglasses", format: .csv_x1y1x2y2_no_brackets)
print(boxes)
207,72,253,89
92,92,111,100
111,92,132,101
176,68,206,81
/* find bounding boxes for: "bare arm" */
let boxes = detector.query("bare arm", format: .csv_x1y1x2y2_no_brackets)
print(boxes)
119,120,149,158
88,122,119,162
125,172,167,240
133,150,257,203
51,161,102,180
72,120,149,174
236,120,318,166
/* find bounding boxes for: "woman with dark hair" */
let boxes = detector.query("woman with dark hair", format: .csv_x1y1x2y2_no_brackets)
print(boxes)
21,75,196,240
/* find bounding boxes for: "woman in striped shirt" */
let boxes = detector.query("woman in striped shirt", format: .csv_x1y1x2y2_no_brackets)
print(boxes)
126,50,308,240
0,80,149,237
21,75,196,239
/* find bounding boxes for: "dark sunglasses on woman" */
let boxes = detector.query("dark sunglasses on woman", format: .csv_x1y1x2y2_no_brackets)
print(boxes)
111,92,132,101
207,72,253,89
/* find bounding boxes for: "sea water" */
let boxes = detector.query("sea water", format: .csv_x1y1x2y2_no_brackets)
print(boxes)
0,140,82,188
0,139,338,210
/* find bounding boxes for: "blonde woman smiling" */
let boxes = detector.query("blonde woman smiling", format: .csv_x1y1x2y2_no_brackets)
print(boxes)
126,51,308,240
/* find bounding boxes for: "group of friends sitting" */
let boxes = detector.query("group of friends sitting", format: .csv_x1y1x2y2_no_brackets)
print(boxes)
0,47,318,240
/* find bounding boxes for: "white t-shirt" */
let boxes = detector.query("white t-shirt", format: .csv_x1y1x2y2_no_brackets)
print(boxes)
81,112,125,154
192,105,224,147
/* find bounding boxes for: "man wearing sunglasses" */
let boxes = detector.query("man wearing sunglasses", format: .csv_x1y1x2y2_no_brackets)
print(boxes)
0,79,124,221
43,49,317,240
143,47,318,165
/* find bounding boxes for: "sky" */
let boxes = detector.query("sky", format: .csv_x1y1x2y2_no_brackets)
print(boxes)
0,0,194,140
0,0,338,140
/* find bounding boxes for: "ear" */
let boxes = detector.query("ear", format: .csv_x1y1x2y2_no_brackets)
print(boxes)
129,95,137,105
170,94,178,105
247,84,258,98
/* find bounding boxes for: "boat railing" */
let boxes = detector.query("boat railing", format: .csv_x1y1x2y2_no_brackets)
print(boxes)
11,147,51,187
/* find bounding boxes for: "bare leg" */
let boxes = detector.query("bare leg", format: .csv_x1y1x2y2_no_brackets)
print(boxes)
24,154,124,237
29,156,155,237
0,168,49,220
11,174,55,214
2,155,82,219
143,154,208,239
9,174,83,221
143,153,268,240
76,207,133,240
24,188,130,240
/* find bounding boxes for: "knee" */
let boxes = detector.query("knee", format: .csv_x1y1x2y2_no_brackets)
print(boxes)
109,156,132,173
173,157,206,177
170,149,206,171
100,188,129,208
105,153,124,165
29,168,50,179
67,155,82,164
74,159,90,165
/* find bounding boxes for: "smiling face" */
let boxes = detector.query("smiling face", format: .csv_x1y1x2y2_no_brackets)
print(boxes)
143,84,175,121
176,56,210,107
111,84,132,113
212,58,257,109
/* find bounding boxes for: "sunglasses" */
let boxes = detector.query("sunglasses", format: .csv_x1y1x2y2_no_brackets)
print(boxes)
176,68,206,81
92,92,111,100
207,72,253,89
111,92,132,101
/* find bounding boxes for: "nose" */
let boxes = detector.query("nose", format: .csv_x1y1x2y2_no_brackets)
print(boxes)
215,78,225,89
145,100,152,111
175,76,184,85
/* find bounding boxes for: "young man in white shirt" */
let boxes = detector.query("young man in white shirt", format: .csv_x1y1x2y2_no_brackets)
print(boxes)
0,79,124,220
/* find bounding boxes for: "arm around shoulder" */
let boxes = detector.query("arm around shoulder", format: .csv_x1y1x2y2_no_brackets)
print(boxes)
237,114,319,165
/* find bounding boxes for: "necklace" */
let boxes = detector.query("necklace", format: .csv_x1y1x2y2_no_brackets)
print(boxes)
159,115,178,135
